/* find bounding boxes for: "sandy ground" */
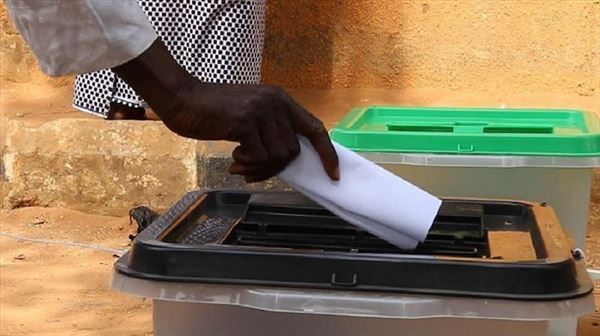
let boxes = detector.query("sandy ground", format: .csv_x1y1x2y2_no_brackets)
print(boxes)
0,183,598,335
0,208,152,336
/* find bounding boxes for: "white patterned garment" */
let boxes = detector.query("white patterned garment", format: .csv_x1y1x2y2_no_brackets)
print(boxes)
73,0,267,117
5,0,157,76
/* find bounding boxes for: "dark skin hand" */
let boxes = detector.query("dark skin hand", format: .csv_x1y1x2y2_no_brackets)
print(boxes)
113,38,339,182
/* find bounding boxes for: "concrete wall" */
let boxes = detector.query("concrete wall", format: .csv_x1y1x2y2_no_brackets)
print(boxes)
2,1,599,95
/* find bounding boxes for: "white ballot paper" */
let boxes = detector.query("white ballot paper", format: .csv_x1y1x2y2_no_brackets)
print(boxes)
278,137,442,249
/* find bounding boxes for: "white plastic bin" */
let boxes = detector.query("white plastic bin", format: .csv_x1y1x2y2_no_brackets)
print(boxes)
111,272,594,336
330,107,600,248
363,153,598,248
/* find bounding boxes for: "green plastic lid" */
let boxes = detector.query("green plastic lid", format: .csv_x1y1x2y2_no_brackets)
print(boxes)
330,107,600,157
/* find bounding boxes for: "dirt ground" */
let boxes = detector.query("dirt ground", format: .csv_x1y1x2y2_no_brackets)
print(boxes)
0,173,599,335
0,208,152,336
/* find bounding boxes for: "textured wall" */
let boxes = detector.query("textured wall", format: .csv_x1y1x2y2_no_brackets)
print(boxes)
1,1,599,95
263,0,600,95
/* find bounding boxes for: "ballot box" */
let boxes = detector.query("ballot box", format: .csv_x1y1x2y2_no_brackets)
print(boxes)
330,106,600,249
112,190,594,336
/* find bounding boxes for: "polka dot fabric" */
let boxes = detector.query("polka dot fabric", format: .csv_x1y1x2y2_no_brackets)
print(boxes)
73,0,266,117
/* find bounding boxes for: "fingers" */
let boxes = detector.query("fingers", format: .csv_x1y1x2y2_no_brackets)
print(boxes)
229,132,292,182
231,145,254,165
230,110,302,183
228,161,281,183
230,145,284,183
287,99,340,180
236,123,269,163
227,85,338,183
230,121,294,182
259,120,291,168
276,115,301,160
228,160,254,175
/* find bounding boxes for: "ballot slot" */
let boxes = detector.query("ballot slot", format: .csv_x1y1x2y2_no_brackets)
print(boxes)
385,121,555,134
220,193,490,258
161,192,545,260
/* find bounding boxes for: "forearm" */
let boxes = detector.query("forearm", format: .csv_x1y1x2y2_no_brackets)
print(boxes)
112,38,192,121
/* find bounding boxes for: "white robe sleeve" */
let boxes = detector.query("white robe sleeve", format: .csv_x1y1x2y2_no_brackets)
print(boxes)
5,0,158,77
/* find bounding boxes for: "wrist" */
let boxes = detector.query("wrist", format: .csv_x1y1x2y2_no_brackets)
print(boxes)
112,38,194,121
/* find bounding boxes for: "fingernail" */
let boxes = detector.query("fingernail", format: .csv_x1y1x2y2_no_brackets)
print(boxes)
332,166,340,180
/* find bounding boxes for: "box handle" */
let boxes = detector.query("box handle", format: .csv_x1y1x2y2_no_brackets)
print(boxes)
331,273,358,287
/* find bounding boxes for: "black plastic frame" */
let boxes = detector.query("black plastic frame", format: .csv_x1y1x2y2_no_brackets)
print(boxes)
115,190,593,300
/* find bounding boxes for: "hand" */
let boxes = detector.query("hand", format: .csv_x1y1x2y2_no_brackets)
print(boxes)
113,39,339,182
163,82,339,182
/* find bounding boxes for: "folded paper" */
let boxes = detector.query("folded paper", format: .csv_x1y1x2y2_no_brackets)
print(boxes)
279,137,442,249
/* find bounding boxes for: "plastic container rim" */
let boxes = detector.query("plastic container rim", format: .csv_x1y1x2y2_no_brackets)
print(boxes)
111,272,594,321
357,152,600,168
